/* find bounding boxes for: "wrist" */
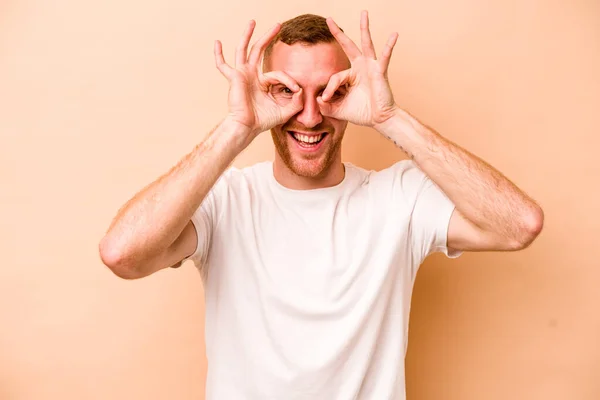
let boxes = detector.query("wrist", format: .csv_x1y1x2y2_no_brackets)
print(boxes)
373,106,428,159
373,105,404,134
220,117,255,151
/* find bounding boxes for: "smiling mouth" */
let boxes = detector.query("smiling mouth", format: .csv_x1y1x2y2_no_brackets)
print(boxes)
288,131,328,147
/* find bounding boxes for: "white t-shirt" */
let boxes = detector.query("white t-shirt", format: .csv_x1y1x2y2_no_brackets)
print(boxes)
185,160,461,400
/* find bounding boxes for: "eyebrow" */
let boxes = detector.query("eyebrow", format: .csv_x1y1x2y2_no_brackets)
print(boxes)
271,81,350,96
272,82,327,90
273,83,345,94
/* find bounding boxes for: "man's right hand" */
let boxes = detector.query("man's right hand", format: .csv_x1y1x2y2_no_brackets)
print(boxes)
214,21,304,142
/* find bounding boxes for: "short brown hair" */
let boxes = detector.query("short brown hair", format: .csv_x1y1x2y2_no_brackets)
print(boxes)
263,14,342,70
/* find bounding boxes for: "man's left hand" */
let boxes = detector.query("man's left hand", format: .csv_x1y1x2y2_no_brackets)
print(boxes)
318,11,400,128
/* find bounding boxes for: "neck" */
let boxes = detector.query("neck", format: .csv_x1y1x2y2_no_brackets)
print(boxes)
272,156,345,190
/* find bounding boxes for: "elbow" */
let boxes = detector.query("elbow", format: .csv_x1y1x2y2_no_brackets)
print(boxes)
513,205,545,250
98,237,145,280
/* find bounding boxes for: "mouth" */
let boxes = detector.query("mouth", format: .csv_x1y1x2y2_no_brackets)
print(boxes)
288,131,329,152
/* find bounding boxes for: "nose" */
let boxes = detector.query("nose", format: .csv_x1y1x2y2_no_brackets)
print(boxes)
295,95,323,129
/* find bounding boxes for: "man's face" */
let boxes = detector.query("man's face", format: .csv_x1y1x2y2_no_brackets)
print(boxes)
266,41,350,179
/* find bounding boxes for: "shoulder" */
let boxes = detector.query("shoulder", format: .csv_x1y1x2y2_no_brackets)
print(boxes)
356,160,436,213
215,161,269,183
210,161,272,198
377,159,423,179
358,159,427,190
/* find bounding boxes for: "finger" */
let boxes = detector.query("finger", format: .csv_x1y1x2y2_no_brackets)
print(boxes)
236,20,256,67
317,96,342,119
248,23,282,66
360,10,376,59
326,17,362,61
320,70,351,102
214,40,233,79
380,32,399,74
261,71,300,92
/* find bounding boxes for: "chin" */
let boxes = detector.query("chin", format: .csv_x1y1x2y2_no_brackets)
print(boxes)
287,157,330,178
271,125,344,180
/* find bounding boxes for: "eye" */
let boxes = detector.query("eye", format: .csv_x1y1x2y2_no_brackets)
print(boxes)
269,85,294,100
320,89,346,100
331,90,344,99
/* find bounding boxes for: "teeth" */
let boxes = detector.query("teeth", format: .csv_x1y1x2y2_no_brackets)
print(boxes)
292,133,323,143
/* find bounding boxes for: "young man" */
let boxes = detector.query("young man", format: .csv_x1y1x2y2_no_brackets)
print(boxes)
99,12,543,400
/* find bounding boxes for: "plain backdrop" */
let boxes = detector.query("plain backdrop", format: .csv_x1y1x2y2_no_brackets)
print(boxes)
1,0,599,399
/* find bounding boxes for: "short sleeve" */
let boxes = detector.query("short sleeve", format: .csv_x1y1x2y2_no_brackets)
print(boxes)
391,160,463,264
181,171,230,270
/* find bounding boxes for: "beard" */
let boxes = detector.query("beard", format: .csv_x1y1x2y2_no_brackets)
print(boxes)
270,120,344,179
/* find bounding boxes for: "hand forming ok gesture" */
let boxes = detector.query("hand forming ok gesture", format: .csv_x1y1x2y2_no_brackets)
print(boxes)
318,11,400,128
215,21,304,138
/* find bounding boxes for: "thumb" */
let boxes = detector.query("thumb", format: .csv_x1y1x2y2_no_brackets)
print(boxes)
317,96,340,118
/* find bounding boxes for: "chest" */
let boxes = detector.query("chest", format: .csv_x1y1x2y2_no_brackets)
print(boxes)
212,197,410,300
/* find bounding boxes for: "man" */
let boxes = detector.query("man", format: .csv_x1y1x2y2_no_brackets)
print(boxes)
99,12,543,400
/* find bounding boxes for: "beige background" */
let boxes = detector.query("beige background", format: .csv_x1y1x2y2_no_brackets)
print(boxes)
1,0,599,399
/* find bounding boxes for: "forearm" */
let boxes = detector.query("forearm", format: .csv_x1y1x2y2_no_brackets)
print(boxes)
100,118,249,269
376,107,543,242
